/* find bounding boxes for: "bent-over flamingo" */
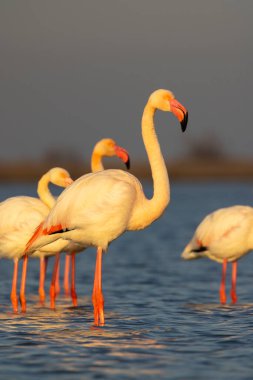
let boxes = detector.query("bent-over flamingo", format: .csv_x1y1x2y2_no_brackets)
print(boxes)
181,205,253,304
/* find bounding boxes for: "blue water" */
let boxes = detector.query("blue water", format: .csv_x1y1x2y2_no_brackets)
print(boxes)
1,181,253,380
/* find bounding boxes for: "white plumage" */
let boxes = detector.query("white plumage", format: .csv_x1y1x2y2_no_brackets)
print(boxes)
182,205,253,303
62,138,130,305
0,167,73,312
0,196,49,259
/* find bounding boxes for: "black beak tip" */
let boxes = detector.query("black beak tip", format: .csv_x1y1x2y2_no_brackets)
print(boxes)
125,158,130,170
180,112,188,132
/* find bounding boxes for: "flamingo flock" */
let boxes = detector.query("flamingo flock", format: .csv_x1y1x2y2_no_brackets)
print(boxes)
1,87,250,327
24,89,188,326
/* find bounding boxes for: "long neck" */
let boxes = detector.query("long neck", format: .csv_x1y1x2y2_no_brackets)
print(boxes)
37,173,55,208
140,102,170,225
91,152,104,173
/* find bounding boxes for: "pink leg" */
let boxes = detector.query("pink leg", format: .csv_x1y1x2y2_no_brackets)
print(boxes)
64,254,71,296
50,253,60,309
20,255,28,312
55,255,60,296
11,259,19,312
230,261,238,304
71,252,78,307
92,247,104,326
219,259,227,304
39,256,48,303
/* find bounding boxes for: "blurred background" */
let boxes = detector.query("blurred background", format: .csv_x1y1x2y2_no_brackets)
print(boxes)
0,0,252,181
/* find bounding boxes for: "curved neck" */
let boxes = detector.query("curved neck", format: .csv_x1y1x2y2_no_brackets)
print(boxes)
37,173,55,208
140,102,170,225
91,152,104,173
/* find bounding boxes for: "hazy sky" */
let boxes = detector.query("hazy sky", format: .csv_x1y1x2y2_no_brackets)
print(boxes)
0,0,252,164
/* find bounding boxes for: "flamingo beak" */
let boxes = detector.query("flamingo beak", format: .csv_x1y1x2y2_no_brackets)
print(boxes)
170,98,188,132
64,177,74,186
115,146,130,170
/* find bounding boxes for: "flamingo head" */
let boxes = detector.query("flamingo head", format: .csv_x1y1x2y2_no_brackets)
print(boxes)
94,138,130,169
148,89,188,132
48,167,74,187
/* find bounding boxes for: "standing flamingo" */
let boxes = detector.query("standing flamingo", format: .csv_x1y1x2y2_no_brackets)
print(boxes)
181,205,253,304
63,138,130,302
16,140,129,311
26,89,188,326
0,167,73,311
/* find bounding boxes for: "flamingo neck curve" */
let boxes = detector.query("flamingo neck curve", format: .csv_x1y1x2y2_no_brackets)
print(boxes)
91,152,104,173
37,173,55,209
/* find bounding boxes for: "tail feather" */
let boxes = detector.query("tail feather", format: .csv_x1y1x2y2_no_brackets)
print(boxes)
25,222,44,253
25,222,63,253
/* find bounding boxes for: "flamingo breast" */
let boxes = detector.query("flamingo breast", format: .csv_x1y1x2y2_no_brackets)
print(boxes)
40,169,140,251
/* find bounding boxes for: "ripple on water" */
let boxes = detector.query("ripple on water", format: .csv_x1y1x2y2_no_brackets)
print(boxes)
1,182,253,379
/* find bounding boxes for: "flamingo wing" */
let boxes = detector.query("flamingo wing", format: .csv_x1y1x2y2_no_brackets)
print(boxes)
182,206,253,262
26,169,139,253
0,196,49,259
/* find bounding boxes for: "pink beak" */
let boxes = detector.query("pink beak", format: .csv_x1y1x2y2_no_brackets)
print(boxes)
115,146,130,170
170,98,188,132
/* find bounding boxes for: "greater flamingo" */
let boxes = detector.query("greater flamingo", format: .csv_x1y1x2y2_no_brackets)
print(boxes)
63,138,130,302
26,89,188,326
0,167,73,311
16,139,129,310
181,205,253,304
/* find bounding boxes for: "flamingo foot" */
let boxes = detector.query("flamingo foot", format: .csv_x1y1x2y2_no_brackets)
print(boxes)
20,294,26,313
50,285,56,309
92,292,105,326
71,289,78,307
39,287,46,304
219,289,227,305
10,293,18,313
230,289,238,304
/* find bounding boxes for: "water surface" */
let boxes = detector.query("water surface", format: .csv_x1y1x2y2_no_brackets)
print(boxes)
1,181,253,379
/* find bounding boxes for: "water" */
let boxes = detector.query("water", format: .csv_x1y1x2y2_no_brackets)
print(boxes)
1,180,253,379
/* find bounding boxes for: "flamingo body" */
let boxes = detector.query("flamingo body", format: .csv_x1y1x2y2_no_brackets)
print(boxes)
28,169,144,252
60,138,131,303
182,205,253,263
0,196,49,259
182,205,253,303
0,167,73,311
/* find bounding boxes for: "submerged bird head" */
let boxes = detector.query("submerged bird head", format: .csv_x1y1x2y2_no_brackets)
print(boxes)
148,89,188,132
181,244,207,260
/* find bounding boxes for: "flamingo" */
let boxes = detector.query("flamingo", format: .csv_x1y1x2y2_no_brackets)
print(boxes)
0,167,73,312
63,138,130,303
15,140,129,311
181,205,253,304
26,89,188,326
